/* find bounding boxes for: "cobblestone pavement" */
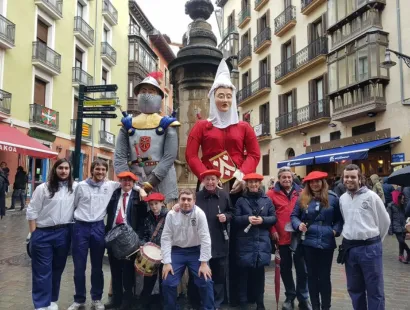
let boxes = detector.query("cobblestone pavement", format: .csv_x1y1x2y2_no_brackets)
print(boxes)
1,211,410,310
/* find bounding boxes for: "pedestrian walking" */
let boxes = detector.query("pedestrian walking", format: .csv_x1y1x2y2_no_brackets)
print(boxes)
10,166,28,210
0,167,8,219
26,158,76,310
370,174,385,203
235,173,277,310
387,190,410,263
267,167,311,310
382,177,395,207
291,171,343,310
339,164,390,310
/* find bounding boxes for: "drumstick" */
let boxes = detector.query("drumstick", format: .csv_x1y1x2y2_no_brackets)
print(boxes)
244,206,264,233
126,248,140,259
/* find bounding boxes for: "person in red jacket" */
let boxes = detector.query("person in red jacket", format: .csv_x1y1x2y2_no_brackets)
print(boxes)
267,167,311,310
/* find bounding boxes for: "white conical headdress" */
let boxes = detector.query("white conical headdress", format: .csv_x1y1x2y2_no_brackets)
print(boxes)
207,59,239,129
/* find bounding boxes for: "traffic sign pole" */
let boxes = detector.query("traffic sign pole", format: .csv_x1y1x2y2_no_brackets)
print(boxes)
73,84,85,180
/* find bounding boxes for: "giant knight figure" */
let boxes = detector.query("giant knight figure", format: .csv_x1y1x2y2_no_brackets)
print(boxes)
114,73,179,206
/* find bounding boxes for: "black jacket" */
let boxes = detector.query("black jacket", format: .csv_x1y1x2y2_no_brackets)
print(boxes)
142,208,168,246
333,180,346,197
14,171,28,190
382,177,395,205
105,188,148,238
388,202,407,234
196,188,234,258
0,171,8,198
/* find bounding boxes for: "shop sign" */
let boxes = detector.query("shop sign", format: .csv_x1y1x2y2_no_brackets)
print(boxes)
392,153,405,163
28,129,57,142
0,144,17,153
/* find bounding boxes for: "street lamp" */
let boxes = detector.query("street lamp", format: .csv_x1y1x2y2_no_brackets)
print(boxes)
380,48,410,69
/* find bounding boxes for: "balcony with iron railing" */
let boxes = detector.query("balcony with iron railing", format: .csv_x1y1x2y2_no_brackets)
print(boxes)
238,74,271,106
0,89,12,117
255,122,271,142
222,24,236,41
275,99,331,135
70,120,92,143
255,0,269,11
275,36,328,85
29,103,59,133
34,0,63,20
102,0,118,26
101,42,117,66
32,41,61,75
238,44,252,67
253,27,271,54
238,6,251,29
0,14,15,49
72,67,93,88
99,130,115,150
274,6,296,37
301,0,326,15
74,16,94,47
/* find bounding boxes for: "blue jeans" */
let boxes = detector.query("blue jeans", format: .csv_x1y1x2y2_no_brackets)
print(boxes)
162,246,214,310
72,220,105,303
11,189,25,208
279,245,309,302
31,227,71,309
345,240,385,310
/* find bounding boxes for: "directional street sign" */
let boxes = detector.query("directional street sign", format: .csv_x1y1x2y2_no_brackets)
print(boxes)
83,106,117,112
84,84,118,93
84,99,117,106
83,113,118,119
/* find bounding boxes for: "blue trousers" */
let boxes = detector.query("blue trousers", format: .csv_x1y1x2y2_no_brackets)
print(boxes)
162,246,214,310
72,220,105,303
345,241,385,310
31,226,71,309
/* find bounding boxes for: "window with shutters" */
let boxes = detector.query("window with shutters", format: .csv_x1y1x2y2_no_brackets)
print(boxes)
77,2,84,18
75,48,83,69
281,37,295,73
37,20,48,44
34,78,47,106
262,154,270,176
242,30,250,47
259,57,269,76
310,135,321,145
352,122,375,136
73,96,79,118
242,70,250,88
102,68,108,84
259,103,270,134
330,131,341,141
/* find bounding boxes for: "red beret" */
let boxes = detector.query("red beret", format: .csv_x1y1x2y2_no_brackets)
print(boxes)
117,171,138,181
243,173,264,181
303,171,328,183
144,193,165,202
200,169,221,180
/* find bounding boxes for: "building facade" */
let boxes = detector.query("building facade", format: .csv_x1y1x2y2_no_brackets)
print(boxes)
217,0,410,183
0,0,129,195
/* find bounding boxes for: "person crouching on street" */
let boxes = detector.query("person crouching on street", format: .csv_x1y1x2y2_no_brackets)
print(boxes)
27,158,76,310
139,192,168,309
161,188,214,310
290,171,343,310
235,173,277,310
104,171,148,310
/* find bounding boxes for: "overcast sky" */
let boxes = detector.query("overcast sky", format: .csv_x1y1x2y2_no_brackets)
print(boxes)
136,0,221,46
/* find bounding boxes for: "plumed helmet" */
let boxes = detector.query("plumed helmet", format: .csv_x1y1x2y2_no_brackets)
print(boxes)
133,72,165,98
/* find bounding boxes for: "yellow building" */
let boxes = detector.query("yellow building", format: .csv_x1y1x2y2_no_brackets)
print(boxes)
217,0,410,183
0,0,129,194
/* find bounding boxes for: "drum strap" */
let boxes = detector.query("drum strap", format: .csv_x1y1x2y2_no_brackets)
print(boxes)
150,218,165,241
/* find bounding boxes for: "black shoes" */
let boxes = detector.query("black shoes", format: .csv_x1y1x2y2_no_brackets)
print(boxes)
299,299,313,310
282,299,295,310
104,301,120,309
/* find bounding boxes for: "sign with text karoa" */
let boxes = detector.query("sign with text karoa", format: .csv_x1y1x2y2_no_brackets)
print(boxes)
209,151,237,183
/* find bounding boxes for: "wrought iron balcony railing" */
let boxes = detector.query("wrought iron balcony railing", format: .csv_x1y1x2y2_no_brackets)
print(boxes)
32,41,61,73
99,130,115,148
0,89,11,114
222,24,236,40
74,16,94,44
275,36,328,81
35,0,63,18
101,42,117,64
238,44,252,63
70,120,92,141
238,6,251,26
29,103,59,131
72,67,93,86
276,99,330,132
0,14,15,46
274,6,296,34
102,0,118,24
254,27,271,51
238,74,271,103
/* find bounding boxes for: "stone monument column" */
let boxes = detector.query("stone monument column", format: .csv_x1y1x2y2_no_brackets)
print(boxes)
168,0,223,188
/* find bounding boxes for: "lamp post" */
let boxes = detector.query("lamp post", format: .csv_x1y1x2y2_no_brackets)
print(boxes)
380,48,410,69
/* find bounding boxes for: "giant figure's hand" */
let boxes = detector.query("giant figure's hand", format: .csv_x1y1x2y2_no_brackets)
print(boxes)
230,179,245,194
121,112,135,136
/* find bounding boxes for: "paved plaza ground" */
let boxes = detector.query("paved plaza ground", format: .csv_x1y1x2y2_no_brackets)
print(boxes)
1,209,410,310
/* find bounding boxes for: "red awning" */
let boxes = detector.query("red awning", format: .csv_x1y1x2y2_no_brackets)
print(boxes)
0,124,58,159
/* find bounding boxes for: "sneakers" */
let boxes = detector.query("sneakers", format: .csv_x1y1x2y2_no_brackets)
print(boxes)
49,302,59,310
91,300,105,310
67,302,85,310
282,299,295,310
399,255,407,263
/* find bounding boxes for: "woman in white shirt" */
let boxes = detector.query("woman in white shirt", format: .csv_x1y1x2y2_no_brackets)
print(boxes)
27,158,77,310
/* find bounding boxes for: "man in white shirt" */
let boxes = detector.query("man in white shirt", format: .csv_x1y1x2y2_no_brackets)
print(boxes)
339,164,390,310
161,188,214,310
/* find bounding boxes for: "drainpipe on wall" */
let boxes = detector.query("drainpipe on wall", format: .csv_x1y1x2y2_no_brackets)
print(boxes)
91,0,99,160
396,0,405,104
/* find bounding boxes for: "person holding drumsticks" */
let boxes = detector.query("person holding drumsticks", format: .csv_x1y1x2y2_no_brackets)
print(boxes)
104,171,148,310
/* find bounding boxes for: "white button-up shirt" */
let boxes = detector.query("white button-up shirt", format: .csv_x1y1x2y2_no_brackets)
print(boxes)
26,182,78,228
161,205,211,264
74,180,120,222
112,190,132,228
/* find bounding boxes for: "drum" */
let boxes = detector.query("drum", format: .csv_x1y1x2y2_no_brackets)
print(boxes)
134,242,162,276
